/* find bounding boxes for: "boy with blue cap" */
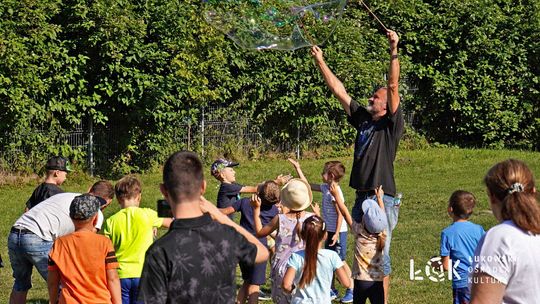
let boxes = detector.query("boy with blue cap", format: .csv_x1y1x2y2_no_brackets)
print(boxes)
329,184,388,304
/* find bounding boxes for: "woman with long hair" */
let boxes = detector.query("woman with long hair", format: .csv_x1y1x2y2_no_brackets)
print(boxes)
471,159,540,303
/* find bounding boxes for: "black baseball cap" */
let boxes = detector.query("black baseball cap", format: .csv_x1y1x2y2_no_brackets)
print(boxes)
45,156,72,172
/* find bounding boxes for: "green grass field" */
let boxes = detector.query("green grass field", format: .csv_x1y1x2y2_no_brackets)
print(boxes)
1,147,539,303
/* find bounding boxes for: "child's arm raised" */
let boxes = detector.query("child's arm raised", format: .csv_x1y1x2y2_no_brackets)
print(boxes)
251,194,279,238
330,182,353,228
106,268,122,304
287,158,321,192
375,185,385,210
200,197,269,264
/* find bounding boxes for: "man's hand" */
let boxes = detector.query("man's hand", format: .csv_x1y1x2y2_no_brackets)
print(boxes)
311,45,324,64
387,30,399,53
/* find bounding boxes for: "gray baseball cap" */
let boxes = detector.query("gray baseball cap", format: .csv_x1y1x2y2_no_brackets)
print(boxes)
70,194,100,220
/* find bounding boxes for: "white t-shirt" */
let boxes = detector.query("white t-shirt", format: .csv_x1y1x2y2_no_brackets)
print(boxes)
13,192,104,241
472,220,540,303
288,249,344,304
320,184,347,233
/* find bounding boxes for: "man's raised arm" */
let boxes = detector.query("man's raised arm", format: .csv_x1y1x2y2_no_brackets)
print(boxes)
311,46,352,116
386,30,400,115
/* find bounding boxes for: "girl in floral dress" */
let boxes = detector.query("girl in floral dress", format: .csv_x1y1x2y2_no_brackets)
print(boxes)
252,178,318,304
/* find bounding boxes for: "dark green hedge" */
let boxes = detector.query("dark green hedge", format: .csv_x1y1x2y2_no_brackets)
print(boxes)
0,0,538,172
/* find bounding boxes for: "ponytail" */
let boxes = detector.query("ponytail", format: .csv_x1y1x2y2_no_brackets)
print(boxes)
484,159,540,234
502,191,540,234
298,215,326,289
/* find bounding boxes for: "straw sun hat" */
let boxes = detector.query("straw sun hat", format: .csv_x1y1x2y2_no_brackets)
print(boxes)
280,178,313,211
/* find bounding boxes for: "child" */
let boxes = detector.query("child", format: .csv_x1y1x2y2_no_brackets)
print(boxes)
439,190,485,304
102,175,173,304
26,156,71,210
137,151,269,303
289,158,353,302
252,178,317,304
331,183,388,304
47,194,121,304
211,158,257,218
282,215,351,303
220,180,281,304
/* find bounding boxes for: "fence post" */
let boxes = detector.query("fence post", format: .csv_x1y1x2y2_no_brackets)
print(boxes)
296,124,300,159
201,107,205,158
88,117,94,176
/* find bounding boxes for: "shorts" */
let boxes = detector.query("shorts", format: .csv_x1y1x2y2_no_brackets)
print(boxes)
325,231,348,260
453,286,471,304
240,260,268,286
8,229,53,291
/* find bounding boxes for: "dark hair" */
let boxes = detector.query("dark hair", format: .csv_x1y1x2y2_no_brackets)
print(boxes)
258,181,280,205
298,215,326,289
449,190,476,219
90,180,115,200
484,159,540,234
323,161,346,182
163,151,204,203
115,175,142,201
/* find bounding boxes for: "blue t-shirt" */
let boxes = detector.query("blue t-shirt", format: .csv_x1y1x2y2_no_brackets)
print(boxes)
440,221,485,288
288,249,344,304
232,198,278,239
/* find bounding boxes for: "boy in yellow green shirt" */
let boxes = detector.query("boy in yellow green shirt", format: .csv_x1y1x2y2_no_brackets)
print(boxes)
103,175,172,304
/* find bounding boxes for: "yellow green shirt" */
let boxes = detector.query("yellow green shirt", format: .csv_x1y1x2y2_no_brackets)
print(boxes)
103,207,164,278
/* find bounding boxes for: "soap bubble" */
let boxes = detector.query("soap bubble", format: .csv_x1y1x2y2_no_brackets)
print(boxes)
203,0,347,50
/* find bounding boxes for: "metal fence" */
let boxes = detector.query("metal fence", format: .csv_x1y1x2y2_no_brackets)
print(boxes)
0,104,417,175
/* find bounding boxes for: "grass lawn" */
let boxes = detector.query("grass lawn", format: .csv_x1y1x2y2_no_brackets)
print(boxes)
1,147,539,303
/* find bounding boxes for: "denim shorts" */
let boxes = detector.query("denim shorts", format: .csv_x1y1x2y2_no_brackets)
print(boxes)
325,231,348,260
7,229,53,291
352,192,401,276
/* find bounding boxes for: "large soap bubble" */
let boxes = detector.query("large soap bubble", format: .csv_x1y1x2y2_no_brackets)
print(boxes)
203,0,348,50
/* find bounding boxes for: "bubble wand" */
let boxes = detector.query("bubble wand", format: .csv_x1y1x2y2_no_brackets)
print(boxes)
359,0,388,32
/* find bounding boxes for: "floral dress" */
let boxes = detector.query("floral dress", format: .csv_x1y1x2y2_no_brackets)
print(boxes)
271,212,313,304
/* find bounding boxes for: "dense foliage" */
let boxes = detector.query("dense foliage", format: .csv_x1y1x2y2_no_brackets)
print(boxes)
0,0,538,173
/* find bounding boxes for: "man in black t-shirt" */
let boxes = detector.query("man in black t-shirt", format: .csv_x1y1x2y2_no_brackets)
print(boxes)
138,151,268,304
26,156,72,211
312,30,403,303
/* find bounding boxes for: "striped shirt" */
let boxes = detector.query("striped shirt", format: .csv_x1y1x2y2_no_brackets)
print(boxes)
320,184,348,233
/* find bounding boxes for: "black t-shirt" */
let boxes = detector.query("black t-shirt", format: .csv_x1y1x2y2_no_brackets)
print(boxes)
347,101,404,196
217,182,243,219
26,183,64,209
138,213,257,304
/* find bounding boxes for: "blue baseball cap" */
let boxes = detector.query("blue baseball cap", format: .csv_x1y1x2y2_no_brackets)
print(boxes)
362,199,388,234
